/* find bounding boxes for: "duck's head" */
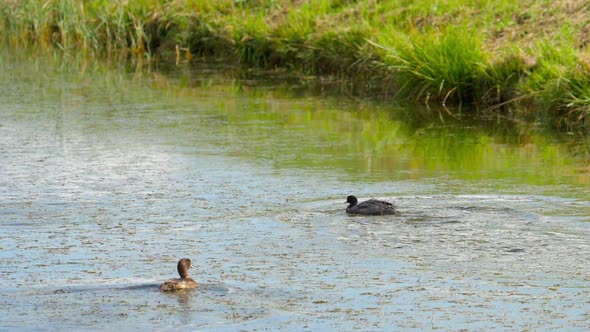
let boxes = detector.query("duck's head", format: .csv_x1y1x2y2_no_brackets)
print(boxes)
346,195,358,206
177,258,193,279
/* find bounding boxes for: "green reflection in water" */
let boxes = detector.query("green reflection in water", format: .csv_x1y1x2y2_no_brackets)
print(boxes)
2,51,589,191
156,66,589,189
214,98,588,186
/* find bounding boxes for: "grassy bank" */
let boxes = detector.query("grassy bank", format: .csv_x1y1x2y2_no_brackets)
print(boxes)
1,0,589,132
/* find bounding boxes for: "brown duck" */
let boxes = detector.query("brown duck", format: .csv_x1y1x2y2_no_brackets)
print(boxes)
159,258,198,291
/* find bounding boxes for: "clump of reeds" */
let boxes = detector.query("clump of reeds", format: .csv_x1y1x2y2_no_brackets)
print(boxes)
0,0,168,59
369,27,487,105
521,33,590,131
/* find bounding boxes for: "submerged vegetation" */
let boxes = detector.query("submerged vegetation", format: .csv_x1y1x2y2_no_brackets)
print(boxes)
1,0,590,132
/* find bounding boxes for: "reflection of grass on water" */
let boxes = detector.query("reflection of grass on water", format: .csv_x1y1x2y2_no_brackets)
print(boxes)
2,47,589,186
1,1,590,132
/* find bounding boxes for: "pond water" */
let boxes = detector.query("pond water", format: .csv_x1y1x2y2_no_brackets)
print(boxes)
1,53,589,330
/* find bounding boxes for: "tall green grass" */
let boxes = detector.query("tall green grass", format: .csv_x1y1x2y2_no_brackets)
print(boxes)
1,0,162,57
521,28,590,131
1,0,589,132
371,27,487,104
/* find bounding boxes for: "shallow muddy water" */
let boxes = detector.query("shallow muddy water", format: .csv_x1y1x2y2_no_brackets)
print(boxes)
1,53,589,330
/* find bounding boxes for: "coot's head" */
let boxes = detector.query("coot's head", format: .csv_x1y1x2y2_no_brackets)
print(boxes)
346,195,358,205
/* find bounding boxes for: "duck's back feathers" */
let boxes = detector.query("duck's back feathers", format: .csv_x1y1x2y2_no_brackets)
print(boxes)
159,278,198,291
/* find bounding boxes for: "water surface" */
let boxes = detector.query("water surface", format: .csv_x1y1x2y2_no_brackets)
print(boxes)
1,53,589,330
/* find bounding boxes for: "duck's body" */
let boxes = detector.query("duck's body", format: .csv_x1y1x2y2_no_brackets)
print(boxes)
346,195,397,216
159,258,198,292
159,277,197,291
